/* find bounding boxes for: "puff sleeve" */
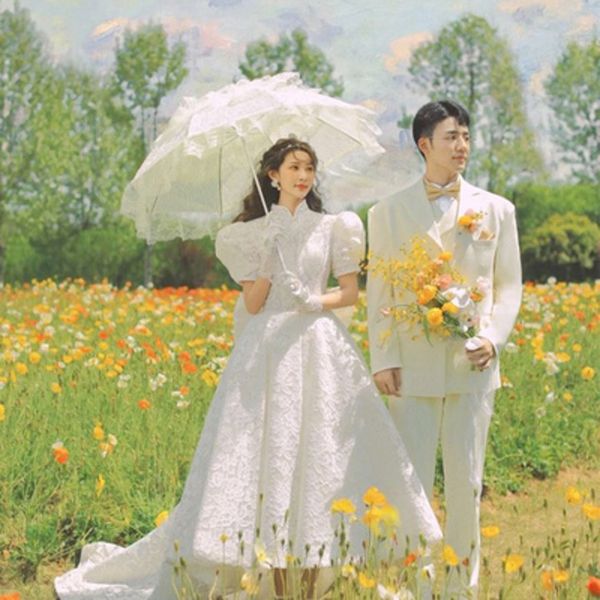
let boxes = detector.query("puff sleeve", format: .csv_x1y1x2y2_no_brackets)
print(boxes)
331,211,366,278
215,221,261,284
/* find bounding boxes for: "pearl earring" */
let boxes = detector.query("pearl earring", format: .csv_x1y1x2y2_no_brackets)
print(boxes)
270,179,281,191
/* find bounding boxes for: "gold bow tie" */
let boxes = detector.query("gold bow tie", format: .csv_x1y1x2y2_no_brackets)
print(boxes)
424,178,461,201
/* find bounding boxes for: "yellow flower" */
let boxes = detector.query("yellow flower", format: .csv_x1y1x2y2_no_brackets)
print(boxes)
555,352,570,363
572,343,582,353
565,486,582,505
481,525,500,538
379,503,400,528
438,251,453,262
363,486,387,507
219,533,229,544
28,352,42,364
426,307,444,327
503,554,524,573
581,366,595,380
92,422,105,441
443,545,459,567
331,498,356,515
15,362,28,375
154,510,169,527
582,503,600,520
341,564,356,579
0,404,5,422
357,571,376,589
95,473,105,497
50,382,62,394
201,369,219,387
458,214,474,228
442,302,459,315
240,572,259,596
254,539,272,568
562,392,573,402
417,285,437,305
553,570,569,584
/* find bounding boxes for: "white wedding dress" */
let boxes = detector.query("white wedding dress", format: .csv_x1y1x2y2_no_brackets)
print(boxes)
55,202,441,599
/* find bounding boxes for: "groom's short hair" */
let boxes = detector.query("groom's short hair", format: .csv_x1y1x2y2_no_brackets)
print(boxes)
412,100,470,146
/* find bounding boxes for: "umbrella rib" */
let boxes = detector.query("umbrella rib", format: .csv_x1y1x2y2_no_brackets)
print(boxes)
218,144,224,215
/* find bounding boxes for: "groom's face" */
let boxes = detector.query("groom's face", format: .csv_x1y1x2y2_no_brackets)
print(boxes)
419,117,470,178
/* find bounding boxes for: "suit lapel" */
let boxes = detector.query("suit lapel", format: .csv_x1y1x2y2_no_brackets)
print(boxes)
401,180,444,250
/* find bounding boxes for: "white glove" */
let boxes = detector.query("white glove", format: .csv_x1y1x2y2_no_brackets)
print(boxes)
257,209,289,279
280,270,323,312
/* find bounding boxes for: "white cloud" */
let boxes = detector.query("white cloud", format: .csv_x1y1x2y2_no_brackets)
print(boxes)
383,32,433,74
568,13,598,36
91,16,234,52
528,64,552,95
497,0,583,19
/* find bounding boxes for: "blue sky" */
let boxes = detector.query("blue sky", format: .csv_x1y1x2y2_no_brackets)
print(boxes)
2,0,599,172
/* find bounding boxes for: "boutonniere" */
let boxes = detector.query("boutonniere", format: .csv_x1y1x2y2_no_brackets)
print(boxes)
457,209,485,234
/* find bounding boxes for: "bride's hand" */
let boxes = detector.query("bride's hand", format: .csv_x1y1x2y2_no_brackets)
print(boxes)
280,271,322,312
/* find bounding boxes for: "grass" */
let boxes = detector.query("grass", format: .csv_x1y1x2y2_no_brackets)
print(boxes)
0,278,598,598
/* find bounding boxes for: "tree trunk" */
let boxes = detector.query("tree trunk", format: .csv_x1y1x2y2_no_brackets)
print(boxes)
143,243,153,287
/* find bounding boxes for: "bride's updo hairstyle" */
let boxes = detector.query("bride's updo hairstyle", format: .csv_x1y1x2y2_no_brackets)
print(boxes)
234,137,324,222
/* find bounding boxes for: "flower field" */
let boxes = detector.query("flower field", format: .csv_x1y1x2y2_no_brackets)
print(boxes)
0,278,598,598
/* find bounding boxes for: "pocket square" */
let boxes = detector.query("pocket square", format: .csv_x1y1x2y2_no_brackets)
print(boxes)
477,228,495,241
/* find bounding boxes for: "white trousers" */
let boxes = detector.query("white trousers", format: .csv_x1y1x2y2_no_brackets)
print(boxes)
388,391,495,595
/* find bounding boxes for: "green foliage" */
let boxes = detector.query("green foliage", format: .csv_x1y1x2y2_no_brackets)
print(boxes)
0,3,49,279
511,182,600,234
545,38,600,183
239,28,343,97
113,24,188,152
408,13,544,193
521,212,600,282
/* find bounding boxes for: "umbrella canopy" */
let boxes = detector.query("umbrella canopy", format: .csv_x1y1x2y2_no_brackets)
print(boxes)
120,72,387,243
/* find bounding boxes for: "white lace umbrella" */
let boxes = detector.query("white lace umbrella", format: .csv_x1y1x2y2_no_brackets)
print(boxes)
120,72,386,243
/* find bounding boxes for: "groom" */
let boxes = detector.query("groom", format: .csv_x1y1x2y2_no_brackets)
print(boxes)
367,100,522,596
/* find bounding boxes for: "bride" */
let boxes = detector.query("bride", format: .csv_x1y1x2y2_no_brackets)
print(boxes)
55,138,441,599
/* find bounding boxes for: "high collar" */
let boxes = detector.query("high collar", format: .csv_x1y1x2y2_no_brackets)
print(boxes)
270,199,310,219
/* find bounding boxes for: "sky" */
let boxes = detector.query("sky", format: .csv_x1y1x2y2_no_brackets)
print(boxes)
2,0,599,173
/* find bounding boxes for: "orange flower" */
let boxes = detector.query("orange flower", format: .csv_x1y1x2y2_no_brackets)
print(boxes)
582,503,600,520
403,552,417,567
541,570,553,591
588,576,600,597
182,361,197,374
0,593,21,600
53,446,69,464
138,398,151,410
417,285,437,305
438,251,453,262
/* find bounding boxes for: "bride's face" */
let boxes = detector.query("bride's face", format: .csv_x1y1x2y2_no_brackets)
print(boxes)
270,150,315,202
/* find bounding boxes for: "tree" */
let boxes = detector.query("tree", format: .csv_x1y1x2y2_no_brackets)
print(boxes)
239,28,343,97
0,2,48,283
545,38,600,183
114,24,188,154
408,14,543,192
521,212,600,281
112,24,188,285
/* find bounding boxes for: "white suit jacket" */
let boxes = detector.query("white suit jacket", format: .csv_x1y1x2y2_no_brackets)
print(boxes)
366,177,522,397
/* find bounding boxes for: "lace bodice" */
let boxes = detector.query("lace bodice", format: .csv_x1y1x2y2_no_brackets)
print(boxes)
216,202,365,313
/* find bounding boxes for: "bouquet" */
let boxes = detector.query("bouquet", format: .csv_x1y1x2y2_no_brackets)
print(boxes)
370,236,490,343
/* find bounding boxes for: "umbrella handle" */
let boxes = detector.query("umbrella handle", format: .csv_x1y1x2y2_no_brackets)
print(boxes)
237,130,288,272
